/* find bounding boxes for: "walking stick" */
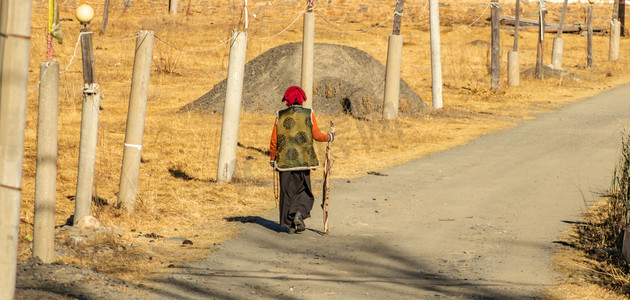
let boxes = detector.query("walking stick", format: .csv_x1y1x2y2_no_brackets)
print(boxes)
322,121,334,234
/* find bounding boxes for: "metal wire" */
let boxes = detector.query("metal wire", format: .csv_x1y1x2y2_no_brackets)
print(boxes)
249,5,308,40
316,10,394,33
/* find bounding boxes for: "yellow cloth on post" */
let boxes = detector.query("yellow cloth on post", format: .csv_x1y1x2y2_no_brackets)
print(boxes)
49,0,62,43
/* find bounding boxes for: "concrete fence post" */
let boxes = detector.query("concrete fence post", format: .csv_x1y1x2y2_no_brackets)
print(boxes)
550,0,568,70
507,51,520,87
33,62,59,263
118,31,154,211
169,0,178,15
610,19,621,61
75,29,100,224
382,34,403,120
550,37,564,70
301,9,315,108
0,0,33,297
429,0,443,109
217,31,247,183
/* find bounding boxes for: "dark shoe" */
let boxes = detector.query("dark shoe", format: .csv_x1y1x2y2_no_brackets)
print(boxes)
287,227,296,234
294,211,306,232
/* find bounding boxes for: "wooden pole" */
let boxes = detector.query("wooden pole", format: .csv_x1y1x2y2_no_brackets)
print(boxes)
587,3,594,68
429,0,443,109
301,4,315,109
623,1,627,33
557,0,569,37
217,31,247,183
551,0,568,69
0,0,33,297
33,62,59,264
535,0,546,80
614,0,620,21
321,122,334,234
508,0,520,87
75,28,101,225
118,31,154,211
392,0,405,35
491,0,500,91
101,0,111,34
513,0,520,52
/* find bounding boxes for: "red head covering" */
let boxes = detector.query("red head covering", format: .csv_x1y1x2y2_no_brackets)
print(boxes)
283,86,306,106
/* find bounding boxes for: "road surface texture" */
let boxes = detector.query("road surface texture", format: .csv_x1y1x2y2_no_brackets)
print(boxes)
17,85,630,299
141,85,630,298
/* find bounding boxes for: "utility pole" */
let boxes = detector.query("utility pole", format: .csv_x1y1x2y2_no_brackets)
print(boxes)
429,0,443,109
0,0,33,298
551,0,569,69
508,0,520,86
490,0,500,91
383,0,405,120
75,5,100,225
535,0,546,80
301,0,315,108
118,31,154,211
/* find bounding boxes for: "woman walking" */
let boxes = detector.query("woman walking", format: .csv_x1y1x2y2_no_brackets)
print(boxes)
269,86,334,233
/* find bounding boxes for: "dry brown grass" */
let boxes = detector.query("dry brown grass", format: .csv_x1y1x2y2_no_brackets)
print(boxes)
546,133,630,299
19,0,630,289
547,200,630,300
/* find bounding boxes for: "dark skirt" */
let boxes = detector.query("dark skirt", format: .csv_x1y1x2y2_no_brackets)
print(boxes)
279,170,314,228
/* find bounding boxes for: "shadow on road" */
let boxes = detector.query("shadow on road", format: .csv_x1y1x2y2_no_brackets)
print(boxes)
139,229,546,299
225,216,285,233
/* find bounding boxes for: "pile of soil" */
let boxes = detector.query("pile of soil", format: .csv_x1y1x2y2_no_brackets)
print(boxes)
180,42,426,118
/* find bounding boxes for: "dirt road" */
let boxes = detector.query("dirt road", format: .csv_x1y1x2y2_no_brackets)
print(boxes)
15,84,630,299
117,84,628,299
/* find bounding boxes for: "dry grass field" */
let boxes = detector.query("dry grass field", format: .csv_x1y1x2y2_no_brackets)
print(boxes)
17,0,630,296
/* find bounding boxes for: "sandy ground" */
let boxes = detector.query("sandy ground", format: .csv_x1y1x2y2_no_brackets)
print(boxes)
16,84,630,298
59,84,625,299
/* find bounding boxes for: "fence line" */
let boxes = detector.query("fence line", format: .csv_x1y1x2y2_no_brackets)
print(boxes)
59,32,87,75
468,1,493,27
417,0,430,20
93,35,140,42
53,1,498,67
248,5,307,40
316,10,395,33
154,34,231,53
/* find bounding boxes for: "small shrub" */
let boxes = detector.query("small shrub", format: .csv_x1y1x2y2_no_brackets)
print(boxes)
572,133,630,294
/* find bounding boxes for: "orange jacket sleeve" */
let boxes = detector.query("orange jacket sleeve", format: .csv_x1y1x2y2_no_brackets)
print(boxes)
269,117,278,160
311,113,330,142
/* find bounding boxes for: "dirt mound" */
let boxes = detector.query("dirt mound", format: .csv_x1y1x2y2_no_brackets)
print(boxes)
180,43,426,118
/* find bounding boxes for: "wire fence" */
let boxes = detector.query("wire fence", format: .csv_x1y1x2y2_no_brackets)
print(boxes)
51,0,499,78
315,10,395,33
